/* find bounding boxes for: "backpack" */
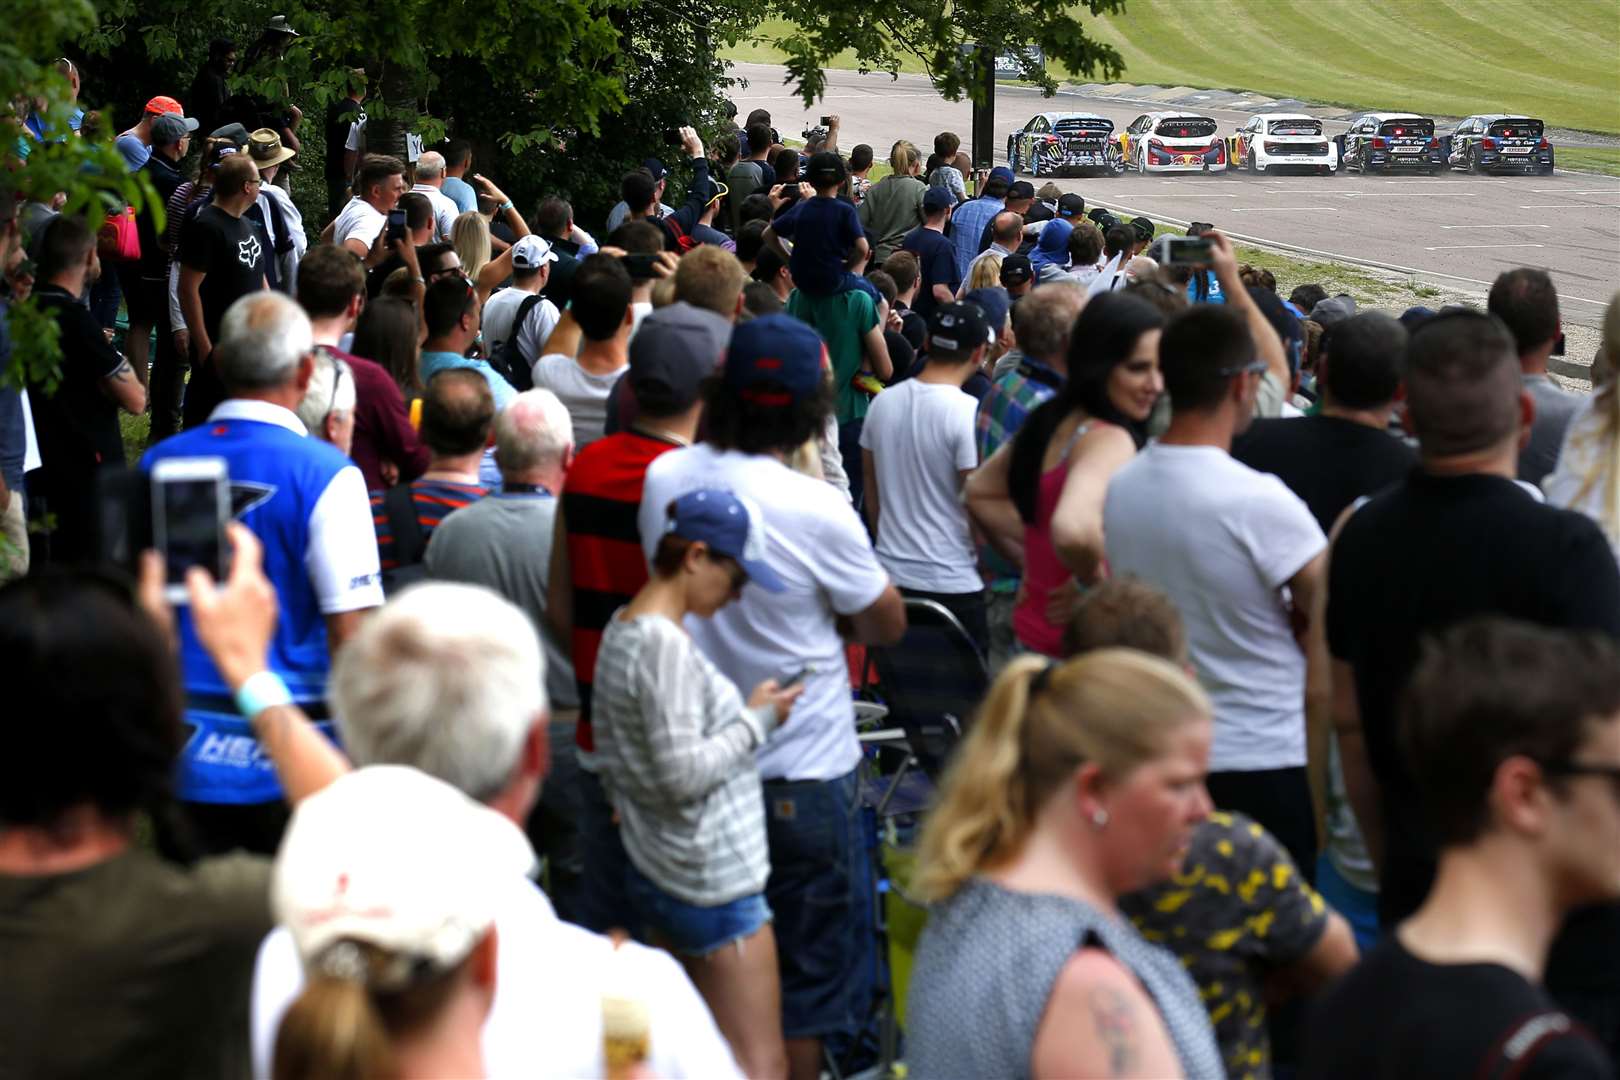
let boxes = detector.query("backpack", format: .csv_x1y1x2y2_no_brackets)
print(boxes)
487,293,542,393
662,215,699,255
379,483,430,596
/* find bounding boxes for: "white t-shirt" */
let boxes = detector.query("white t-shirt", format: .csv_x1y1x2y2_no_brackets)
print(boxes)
250,874,741,1080
411,183,460,241
859,379,981,592
1103,443,1326,772
640,444,891,781
330,196,385,252
627,300,654,343
532,353,624,448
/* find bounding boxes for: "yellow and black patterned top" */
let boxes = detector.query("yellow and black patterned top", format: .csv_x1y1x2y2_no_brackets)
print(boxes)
1119,811,1329,1080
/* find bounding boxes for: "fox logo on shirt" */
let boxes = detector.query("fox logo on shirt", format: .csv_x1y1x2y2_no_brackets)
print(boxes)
238,234,262,268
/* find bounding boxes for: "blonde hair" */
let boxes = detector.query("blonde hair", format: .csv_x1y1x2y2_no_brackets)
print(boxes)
889,139,922,175
1563,291,1620,544
451,211,491,281
965,254,1003,293
913,649,1210,902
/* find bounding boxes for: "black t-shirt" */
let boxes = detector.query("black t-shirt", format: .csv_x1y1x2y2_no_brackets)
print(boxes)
900,226,960,318
188,67,230,139
1328,471,1620,919
136,153,188,279
29,285,126,473
1304,936,1613,1079
179,205,267,341
1233,415,1416,533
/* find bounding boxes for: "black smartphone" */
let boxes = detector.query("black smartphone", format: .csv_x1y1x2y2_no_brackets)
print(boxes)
622,252,658,280
151,457,230,603
1553,332,1566,356
820,115,832,126
385,207,407,243
778,664,817,690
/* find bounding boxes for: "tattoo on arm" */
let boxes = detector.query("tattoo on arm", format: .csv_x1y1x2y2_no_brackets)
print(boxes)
1088,986,1137,1076
110,358,136,381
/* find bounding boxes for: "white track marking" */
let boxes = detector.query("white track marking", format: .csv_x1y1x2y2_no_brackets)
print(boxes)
1519,203,1620,209
1530,189,1620,194
1438,223,1550,229
1229,206,1340,212
1422,243,1547,251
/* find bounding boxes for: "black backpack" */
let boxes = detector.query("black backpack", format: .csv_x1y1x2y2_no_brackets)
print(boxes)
487,293,542,393
379,483,430,596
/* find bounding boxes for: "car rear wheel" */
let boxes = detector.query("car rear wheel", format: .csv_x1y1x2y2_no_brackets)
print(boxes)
1467,147,1482,175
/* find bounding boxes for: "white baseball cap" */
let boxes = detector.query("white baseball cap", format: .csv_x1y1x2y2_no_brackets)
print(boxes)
272,766,537,978
510,235,557,271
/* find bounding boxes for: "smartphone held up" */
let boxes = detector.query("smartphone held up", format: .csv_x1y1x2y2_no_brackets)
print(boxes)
151,457,231,603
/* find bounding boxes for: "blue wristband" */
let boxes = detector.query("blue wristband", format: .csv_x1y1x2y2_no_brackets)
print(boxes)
236,670,293,719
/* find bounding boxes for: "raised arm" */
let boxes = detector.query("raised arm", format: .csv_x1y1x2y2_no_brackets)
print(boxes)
1206,229,1288,406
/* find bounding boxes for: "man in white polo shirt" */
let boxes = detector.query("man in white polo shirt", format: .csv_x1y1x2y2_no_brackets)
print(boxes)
1104,303,1326,876
329,153,406,265
410,149,461,241
639,314,905,1080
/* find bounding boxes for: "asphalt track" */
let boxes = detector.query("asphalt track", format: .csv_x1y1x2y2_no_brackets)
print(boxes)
729,63,1620,329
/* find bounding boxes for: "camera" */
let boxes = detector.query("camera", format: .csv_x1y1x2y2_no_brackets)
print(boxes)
802,125,829,145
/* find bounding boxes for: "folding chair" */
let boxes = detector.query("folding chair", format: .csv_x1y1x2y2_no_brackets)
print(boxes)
867,598,990,782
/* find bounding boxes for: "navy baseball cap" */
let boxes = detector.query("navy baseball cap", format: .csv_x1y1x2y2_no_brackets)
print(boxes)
988,166,1015,186
922,187,955,213
1000,253,1033,288
964,287,1011,334
1131,216,1156,242
630,301,731,411
642,157,668,182
1057,192,1086,219
665,489,785,593
806,151,847,187
723,314,826,406
928,302,992,353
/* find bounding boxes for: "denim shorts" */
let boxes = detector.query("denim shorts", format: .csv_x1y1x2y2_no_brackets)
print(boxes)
624,858,772,958
763,769,874,1040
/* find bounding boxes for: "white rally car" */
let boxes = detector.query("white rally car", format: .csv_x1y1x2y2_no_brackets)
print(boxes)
1117,112,1228,174
1234,113,1339,175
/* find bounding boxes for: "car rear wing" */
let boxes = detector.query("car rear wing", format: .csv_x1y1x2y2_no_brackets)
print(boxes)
1488,119,1544,139
1378,120,1434,138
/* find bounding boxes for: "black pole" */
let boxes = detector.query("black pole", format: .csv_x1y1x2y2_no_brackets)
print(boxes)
971,44,995,172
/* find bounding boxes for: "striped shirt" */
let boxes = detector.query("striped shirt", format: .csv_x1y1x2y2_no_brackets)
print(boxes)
561,430,683,753
593,612,772,906
369,479,487,570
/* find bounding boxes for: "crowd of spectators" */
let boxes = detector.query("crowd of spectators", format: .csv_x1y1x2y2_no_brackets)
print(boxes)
6,44,1620,1080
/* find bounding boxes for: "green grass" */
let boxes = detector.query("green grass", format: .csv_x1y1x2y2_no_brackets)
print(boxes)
726,2,1620,136
1557,146,1620,176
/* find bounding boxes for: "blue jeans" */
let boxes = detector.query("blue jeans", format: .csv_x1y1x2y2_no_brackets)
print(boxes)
763,769,874,1040
1315,853,1380,952
624,860,772,958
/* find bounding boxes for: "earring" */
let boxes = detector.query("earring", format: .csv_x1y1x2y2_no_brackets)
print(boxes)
1090,808,1109,830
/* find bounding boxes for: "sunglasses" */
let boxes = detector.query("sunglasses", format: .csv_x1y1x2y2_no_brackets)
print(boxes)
326,355,347,420
1215,358,1267,378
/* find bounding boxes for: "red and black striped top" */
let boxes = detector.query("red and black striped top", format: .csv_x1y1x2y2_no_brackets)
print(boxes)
561,431,684,753
370,479,488,570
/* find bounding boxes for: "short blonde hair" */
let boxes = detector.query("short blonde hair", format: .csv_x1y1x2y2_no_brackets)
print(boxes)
965,254,1003,293
673,245,746,318
914,650,1210,902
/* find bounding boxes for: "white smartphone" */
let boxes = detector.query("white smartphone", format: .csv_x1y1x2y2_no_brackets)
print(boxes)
151,456,231,604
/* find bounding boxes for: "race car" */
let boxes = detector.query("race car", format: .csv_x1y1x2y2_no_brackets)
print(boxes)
1117,113,1227,174
1007,112,1123,177
1446,114,1554,175
1338,112,1443,173
1233,113,1338,175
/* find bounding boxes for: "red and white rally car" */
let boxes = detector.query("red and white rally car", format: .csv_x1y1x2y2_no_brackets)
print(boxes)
1117,112,1227,174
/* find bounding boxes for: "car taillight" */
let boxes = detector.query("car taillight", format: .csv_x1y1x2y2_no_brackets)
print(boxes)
1427,138,1439,148
1372,136,1387,149
1539,137,1550,149
1482,136,1497,149
1213,142,1225,162
1045,135,1059,143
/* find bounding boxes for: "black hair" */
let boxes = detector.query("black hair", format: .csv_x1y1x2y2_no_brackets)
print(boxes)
420,368,495,455
1487,267,1560,354
702,373,836,456
1322,311,1407,409
534,196,572,238
398,191,433,233
620,169,657,215
36,214,94,280
609,219,664,256
734,219,769,263
715,134,741,167
571,254,632,340
208,37,236,60
1103,224,1134,259
0,573,183,829
415,241,457,276
1290,283,1329,314
441,139,472,170
423,274,476,338
746,123,773,155
1402,618,1620,847
772,148,800,183
738,194,774,228
1159,305,1253,414
296,243,366,319
1008,293,1166,523
1405,310,1522,457
742,281,784,318
752,246,787,284
850,144,874,172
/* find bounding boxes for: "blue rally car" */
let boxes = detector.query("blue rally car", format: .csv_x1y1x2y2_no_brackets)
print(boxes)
1007,112,1124,177
1338,112,1444,174
1446,115,1555,175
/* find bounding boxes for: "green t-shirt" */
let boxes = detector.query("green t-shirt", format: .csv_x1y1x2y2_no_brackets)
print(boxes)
0,848,271,1079
786,288,879,424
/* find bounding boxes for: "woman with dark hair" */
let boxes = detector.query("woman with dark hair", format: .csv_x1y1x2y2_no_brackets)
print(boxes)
965,292,1167,656
351,294,425,402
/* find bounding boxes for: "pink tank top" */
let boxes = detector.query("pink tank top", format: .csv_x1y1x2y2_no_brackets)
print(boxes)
1013,419,1099,656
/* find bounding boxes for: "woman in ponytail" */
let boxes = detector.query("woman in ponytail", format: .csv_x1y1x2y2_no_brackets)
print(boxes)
906,651,1224,1079
965,291,1167,657
271,767,527,1080
1545,291,1620,559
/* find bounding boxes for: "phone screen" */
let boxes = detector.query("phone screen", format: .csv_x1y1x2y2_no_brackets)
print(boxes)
1165,237,1213,266
159,476,226,590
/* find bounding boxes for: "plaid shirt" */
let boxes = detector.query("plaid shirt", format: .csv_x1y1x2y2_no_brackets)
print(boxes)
976,359,1063,591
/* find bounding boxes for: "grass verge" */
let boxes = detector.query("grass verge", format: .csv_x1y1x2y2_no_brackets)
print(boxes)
1557,147,1620,177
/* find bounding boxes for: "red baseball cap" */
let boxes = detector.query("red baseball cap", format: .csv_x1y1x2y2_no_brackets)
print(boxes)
144,96,184,116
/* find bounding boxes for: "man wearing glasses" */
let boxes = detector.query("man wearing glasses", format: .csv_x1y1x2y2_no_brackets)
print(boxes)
1305,618,1620,1076
178,152,270,428
1326,311,1620,1054
1103,297,1328,879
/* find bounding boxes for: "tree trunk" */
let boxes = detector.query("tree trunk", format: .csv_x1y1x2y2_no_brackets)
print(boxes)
369,60,418,174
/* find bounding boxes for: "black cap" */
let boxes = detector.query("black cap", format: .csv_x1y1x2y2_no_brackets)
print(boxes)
927,302,992,354
806,150,847,188
629,302,732,413
1000,253,1033,287
1131,216,1156,242
1057,193,1086,219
